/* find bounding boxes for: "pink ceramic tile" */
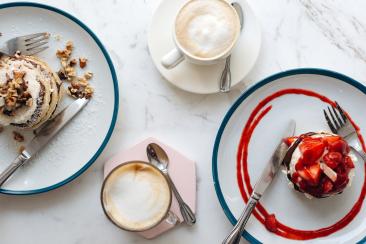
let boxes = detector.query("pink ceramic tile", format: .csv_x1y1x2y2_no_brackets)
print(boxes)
103,137,196,239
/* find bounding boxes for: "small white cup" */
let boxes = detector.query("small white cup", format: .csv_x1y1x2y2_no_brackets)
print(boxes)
161,0,241,69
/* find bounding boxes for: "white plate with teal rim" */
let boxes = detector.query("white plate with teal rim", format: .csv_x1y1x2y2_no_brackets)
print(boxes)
213,69,366,243
0,2,118,195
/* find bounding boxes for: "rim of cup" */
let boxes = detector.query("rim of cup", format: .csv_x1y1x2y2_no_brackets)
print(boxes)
173,0,241,62
100,161,173,232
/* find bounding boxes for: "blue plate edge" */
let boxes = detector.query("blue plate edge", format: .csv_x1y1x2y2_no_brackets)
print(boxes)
0,2,119,195
212,68,366,244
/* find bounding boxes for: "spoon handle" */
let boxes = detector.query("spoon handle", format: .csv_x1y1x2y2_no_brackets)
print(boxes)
219,55,232,93
165,173,196,225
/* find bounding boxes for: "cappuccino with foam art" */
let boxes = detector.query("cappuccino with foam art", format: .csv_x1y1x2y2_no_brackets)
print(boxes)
101,161,172,231
175,0,240,59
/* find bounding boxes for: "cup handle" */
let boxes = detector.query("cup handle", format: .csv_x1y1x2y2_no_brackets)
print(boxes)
161,48,184,69
165,211,179,226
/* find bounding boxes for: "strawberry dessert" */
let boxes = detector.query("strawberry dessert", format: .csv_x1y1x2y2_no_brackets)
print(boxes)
283,132,355,198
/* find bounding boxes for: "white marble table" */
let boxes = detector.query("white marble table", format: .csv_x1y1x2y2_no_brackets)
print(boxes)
1,0,366,243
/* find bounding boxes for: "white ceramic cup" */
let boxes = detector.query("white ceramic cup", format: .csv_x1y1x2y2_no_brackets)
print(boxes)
161,0,241,69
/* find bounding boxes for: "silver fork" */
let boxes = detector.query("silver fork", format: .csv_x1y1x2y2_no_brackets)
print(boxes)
0,32,50,56
323,102,366,161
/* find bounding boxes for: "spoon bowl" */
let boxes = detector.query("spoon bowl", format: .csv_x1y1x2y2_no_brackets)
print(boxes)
146,143,196,225
146,143,169,171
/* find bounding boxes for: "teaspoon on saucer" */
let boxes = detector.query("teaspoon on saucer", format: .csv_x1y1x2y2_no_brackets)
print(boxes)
219,2,244,93
146,143,196,226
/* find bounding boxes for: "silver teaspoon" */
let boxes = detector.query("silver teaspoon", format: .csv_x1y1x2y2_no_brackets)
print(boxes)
146,143,196,226
219,2,244,93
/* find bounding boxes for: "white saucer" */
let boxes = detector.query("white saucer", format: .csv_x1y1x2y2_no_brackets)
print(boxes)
148,0,262,94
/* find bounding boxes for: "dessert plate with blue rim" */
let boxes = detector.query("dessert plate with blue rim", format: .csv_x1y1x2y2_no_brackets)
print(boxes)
213,69,366,243
0,2,118,195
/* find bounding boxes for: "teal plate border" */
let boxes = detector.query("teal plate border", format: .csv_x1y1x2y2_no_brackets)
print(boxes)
0,2,119,195
212,68,366,244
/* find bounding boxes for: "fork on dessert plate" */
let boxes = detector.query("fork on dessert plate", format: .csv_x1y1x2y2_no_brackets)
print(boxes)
0,32,50,56
323,102,366,162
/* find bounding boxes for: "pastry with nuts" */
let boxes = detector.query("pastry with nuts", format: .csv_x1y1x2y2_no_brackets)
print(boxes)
0,55,62,129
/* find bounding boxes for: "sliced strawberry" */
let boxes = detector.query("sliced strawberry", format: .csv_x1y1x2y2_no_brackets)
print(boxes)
300,138,325,163
323,135,341,145
335,164,347,174
298,163,321,186
265,214,277,232
308,163,322,185
298,169,311,182
323,152,342,169
291,172,301,184
298,180,307,190
334,174,349,190
284,136,298,146
322,178,334,194
328,139,350,154
344,156,355,169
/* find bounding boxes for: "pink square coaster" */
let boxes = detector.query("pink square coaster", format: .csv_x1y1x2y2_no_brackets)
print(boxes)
104,137,197,239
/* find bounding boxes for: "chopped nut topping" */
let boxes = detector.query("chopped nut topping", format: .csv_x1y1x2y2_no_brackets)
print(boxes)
84,86,94,99
26,98,33,107
0,71,33,116
84,71,93,80
13,131,24,142
66,41,73,51
79,58,87,68
56,41,94,99
56,49,71,59
57,70,67,80
18,145,25,153
78,77,88,87
69,59,77,67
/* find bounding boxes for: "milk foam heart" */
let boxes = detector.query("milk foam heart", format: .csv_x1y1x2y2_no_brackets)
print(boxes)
175,0,240,59
102,162,171,231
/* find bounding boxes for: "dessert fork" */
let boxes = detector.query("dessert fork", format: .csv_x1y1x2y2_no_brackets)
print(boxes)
323,102,366,161
0,32,50,56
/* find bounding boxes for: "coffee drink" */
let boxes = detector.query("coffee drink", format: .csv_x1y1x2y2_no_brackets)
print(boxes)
175,0,240,59
101,162,171,231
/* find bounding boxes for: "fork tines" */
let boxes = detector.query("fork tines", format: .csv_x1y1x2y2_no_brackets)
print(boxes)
19,32,50,55
323,102,348,134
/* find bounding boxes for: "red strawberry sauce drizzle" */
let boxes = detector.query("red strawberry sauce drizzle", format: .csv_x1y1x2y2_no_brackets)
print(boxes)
236,88,366,240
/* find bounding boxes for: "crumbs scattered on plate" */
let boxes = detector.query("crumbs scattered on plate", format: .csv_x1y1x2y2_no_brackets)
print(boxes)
12,131,24,142
56,41,94,99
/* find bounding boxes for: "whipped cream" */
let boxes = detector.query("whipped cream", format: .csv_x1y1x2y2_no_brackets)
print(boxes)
0,58,41,126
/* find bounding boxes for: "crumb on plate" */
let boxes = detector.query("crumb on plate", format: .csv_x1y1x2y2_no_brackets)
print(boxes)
13,131,24,142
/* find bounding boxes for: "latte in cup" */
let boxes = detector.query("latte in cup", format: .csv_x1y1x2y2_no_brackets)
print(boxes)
175,0,240,59
101,162,171,231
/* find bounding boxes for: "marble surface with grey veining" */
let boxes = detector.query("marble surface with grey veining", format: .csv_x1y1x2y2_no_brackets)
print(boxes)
1,0,366,243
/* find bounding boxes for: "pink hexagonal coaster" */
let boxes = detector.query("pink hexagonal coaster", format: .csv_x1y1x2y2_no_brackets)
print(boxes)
103,137,196,239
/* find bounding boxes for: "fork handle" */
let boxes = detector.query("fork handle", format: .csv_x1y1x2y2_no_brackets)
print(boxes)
351,145,366,162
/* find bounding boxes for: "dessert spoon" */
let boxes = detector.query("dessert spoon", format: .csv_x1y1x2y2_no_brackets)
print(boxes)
219,2,244,93
146,143,196,226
